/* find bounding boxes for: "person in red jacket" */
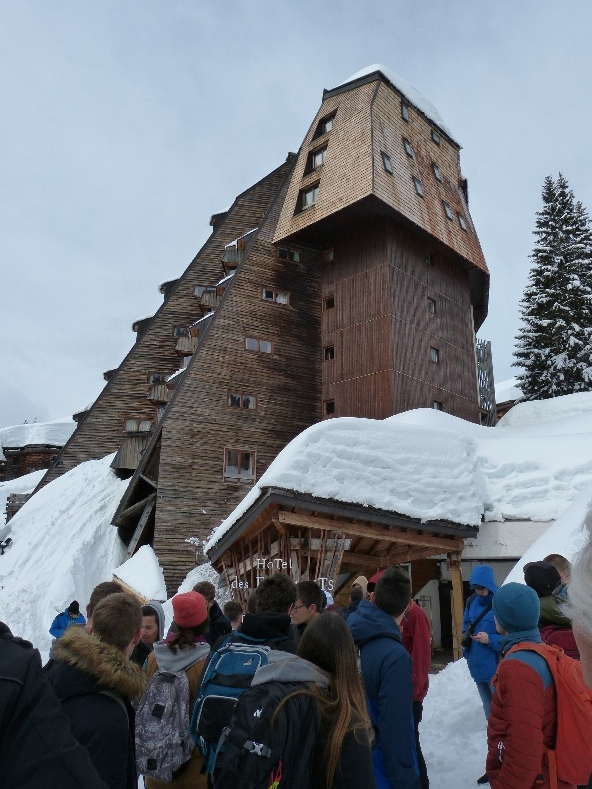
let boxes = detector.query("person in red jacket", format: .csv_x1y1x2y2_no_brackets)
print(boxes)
401,599,431,789
487,582,574,789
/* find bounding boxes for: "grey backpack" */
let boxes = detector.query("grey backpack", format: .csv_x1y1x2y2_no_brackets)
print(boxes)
135,668,193,782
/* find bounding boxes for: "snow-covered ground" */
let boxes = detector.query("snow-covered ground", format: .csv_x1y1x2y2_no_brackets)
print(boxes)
2,393,592,787
0,468,45,528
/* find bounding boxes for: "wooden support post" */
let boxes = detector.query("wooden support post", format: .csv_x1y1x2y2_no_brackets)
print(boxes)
449,550,464,661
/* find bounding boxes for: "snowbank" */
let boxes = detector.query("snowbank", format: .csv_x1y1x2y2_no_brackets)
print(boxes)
208,395,592,551
0,454,128,650
494,376,522,404
339,64,456,142
0,417,75,460
113,545,167,602
0,468,45,528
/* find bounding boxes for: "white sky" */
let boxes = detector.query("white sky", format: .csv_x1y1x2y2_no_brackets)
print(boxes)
2,1,592,426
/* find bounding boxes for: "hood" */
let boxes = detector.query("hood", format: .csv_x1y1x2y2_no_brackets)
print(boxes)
152,639,210,672
469,565,498,594
238,612,292,642
145,600,166,641
209,600,228,625
347,599,402,643
251,651,329,688
50,627,146,702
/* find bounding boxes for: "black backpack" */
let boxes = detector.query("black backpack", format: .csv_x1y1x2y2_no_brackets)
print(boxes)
213,680,319,789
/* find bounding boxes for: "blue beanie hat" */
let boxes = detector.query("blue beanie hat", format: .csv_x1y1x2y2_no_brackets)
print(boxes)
492,582,540,632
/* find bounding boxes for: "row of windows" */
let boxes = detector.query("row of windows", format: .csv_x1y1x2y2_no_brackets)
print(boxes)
322,398,444,416
323,293,437,314
401,99,442,147
323,342,441,363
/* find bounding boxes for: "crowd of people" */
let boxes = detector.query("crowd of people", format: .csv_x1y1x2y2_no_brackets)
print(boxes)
1,530,592,789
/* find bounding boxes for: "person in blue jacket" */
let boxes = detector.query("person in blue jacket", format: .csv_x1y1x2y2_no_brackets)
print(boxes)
462,565,502,721
348,566,421,789
49,600,86,638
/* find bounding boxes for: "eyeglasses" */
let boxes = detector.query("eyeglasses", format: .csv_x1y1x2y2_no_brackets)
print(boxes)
290,604,308,613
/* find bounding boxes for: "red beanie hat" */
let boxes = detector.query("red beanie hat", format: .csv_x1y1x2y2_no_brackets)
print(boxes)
172,592,208,628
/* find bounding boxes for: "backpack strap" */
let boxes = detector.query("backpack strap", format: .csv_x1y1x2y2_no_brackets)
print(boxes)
98,689,128,720
467,600,492,631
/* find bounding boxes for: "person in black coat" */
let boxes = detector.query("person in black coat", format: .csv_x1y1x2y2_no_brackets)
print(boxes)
45,593,147,789
0,620,109,789
192,581,232,646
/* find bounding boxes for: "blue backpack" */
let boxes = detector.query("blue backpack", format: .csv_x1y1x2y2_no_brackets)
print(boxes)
190,638,273,772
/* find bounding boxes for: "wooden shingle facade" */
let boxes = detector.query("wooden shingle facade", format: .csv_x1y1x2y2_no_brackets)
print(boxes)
35,68,489,593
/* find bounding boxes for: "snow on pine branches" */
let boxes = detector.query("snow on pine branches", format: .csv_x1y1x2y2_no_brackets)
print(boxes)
514,173,592,400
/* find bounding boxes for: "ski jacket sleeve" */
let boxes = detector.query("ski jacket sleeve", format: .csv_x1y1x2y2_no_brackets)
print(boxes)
49,612,68,638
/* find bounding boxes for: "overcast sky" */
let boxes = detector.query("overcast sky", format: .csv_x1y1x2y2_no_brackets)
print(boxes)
2,1,592,427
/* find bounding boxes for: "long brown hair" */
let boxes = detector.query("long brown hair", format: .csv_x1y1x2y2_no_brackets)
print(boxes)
166,618,209,653
281,612,372,788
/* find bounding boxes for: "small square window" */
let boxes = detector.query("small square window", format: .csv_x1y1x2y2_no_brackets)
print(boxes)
228,393,241,408
427,297,436,314
275,291,288,305
425,253,434,266
242,395,256,409
432,163,442,182
324,345,335,361
413,177,424,198
443,201,454,221
431,130,441,145
245,337,259,351
433,400,444,411
172,325,189,338
430,347,440,364
401,102,410,121
403,138,414,158
324,295,335,310
314,113,336,138
299,184,319,212
458,213,468,231
125,419,139,432
323,248,334,262
228,392,257,410
194,285,206,298
138,420,152,433
381,152,393,173
324,400,335,415
310,146,327,170
259,340,272,354
262,289,274,301
277,247,300,262
224,449,256,481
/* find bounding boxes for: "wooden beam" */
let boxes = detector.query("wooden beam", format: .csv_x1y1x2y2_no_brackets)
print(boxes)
449,550,465,661
277,510,463,552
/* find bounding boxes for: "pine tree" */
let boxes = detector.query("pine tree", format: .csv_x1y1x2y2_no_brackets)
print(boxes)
513,174,592,399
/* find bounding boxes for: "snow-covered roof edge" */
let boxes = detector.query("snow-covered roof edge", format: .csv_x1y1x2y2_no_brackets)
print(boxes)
333,64,458,145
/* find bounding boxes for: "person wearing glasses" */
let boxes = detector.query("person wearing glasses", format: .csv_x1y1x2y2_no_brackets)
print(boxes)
462,565,502,785
291,581,324,640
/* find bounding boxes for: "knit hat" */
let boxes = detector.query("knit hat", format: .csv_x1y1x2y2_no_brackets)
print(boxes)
492,583,540,633
172,592,208,628
352,576,368,597
67,600,80,616
523,561,561,598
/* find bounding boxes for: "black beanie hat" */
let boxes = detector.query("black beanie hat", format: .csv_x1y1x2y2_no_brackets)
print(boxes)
523,562,561,598
67,600,80,615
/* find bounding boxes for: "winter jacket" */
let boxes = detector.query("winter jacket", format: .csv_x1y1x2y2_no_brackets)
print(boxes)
49,609,86,638
0,621,109,789
250,652,376,789
462,566,502,683
401,601,431,703
205,600,232,647
228,611,298,653
539,594,571,628
144,636,210,789
348,600,421,789
130,600,166,668
46,627,147,789
486,631,574,789
343,599,361,620
539,624,579,659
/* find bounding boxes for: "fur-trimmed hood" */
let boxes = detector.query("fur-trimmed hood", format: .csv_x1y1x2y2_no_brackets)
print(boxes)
49,627,146,703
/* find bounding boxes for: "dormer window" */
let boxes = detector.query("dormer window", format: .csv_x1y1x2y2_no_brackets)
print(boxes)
277,247,300,263
431,129,441,145
443,201,454,221
381,152,393,173
147,372,167,384
432,163,443,182
458,213,468,231
262,287,289,305
172,326,189,338
297,183,319,212
314,112,336,138
413,177,424,198
403,138,414,158
401,102,410,121
306,146,327,173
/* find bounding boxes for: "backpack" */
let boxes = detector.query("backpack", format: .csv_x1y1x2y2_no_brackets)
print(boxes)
190,639,273,772
503,643,592,788
135,668,193,782
212,680,318,789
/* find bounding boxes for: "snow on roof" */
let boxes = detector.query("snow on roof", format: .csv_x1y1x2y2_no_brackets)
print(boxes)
0,469,45,528
0,454,129,649
496,390,592,430
216,272,235,286
0,418,75,461
207,393,592,553
166,368,186,383
494,377,522,405
190,312,214,329
224,228,258,248
113,545,167,602
338,64,457,144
